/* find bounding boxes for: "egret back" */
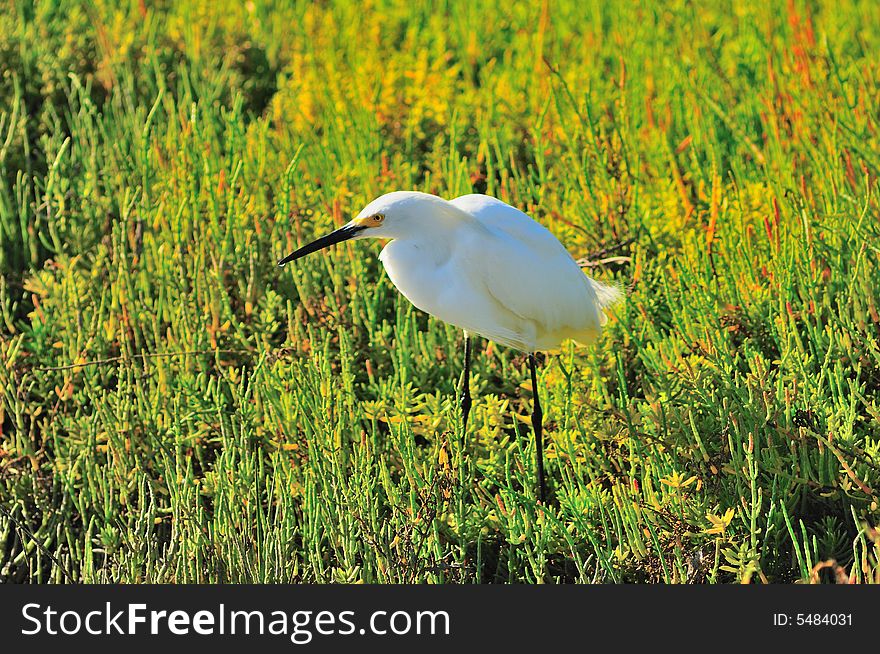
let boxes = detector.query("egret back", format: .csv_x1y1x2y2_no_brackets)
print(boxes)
450,194,620,351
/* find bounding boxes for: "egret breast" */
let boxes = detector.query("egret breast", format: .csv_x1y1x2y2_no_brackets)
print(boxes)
379,237,535,351
379,239,451,319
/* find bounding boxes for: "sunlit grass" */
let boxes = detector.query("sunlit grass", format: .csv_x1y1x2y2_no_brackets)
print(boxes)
1,0,879,583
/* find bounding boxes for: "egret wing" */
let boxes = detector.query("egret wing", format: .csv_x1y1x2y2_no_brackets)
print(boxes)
451,195,572,259
451,195,613,348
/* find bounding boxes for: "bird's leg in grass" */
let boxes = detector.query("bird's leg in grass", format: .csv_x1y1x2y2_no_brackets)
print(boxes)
459,333,473,433
529,353,547,504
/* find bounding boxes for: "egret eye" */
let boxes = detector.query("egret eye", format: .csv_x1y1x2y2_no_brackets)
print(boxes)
372,213,385,224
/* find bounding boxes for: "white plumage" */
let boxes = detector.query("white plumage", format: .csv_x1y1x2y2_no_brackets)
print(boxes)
368,192,621,352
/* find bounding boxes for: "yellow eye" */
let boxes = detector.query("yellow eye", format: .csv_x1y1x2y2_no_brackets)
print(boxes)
353,213,386,228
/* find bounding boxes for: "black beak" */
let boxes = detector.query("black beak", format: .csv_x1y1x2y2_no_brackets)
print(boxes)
278,223,366,266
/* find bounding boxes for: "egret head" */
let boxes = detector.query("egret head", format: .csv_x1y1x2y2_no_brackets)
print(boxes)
278,191,444,266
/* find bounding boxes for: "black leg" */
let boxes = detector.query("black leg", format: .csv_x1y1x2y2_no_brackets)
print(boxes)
459,333,473,433
529,353,546,504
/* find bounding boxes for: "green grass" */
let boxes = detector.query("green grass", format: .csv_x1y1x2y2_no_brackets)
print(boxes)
1,0,880,583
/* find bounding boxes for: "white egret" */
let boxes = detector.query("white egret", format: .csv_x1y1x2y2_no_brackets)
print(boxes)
279,191,621,502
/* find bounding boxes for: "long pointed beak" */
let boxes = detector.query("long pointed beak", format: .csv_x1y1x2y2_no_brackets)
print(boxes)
278,223,366,267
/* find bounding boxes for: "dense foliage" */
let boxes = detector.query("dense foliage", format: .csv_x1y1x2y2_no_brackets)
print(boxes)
1,0,879,583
